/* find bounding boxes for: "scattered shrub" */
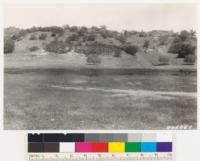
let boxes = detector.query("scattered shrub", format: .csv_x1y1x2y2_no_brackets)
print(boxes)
45,40,67,53
4,37,15,53
177,42,196,58
116,34,126,44
169,30,196,58
10,30,27,40
179,30,190,41
139,31,147,37
158,55,170,65
168,39,181,53
29,46,39,52
184,55,196,64
86,54,101,64
70,26,79,32
158,36,168,46
11,34,20,41
143,40,149,48
29,34,37,40
122,45,139,56
101,32,108,39
39,33,47,40
51,33,56,37
113,49,122,57
79,26,88,33
86,34,96,41
66,33,79,42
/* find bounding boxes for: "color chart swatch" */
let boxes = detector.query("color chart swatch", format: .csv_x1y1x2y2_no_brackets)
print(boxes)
28,133,173,153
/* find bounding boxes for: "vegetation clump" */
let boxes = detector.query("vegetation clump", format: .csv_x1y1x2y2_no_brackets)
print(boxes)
29,34,37,40
45,39,68,54
184,54,196,65
39,33,47,40
158,55,170,65
86,54,101,64
169,30,196,58
29,46,39,52
113,49,122,57
122,45,139,56
143,40,150,49
4,37,15,53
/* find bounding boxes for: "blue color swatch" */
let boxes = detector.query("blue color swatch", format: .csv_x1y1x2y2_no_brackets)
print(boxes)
141,142,156,152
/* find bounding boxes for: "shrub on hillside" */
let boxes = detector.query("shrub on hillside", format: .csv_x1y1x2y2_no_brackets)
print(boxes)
101,32,108,39
179,30,190,41
168,38,181,53
39,33,47,40
66,33,79,42
11,34,21,41
86,34,96,41
184,55,196,65
116,34,126,44
51,33,56,37
139,31,147,37
143,40,149,48
86,54,101,64
45,40,67,54
113,49,122,57
158,36,168,46
10,30,27,41
70,26,79,32
177,42,196,58
29,46,39,52
4,37,15,53
169,41,196,58
168,30,196,58
158,55,170,65
29,34,37,40
122,45,139,56
82,43,119,56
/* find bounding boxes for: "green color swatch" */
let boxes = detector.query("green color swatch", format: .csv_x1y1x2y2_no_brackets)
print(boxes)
125,142,141,152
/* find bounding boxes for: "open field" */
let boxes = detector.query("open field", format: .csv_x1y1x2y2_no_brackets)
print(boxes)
4,54,197,129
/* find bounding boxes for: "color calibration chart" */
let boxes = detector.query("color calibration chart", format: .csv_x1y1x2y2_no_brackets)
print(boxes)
28,133,173,161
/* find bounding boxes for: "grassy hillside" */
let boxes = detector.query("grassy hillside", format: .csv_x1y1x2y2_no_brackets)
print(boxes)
4,26,197,68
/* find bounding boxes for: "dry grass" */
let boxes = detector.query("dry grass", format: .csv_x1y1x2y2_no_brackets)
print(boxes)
4,67,197,129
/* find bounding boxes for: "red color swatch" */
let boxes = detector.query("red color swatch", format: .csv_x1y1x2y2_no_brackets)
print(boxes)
91,142,108,152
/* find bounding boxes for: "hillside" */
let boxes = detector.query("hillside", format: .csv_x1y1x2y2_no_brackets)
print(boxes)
4,26,197,68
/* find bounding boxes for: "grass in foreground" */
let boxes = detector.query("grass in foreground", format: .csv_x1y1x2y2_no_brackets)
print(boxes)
4,69,197,129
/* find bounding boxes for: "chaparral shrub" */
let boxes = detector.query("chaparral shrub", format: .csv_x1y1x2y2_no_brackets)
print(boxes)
29,46,39,52
4,37,15,53
177,42,196,58
139,31,147,37
113,49,122,57
85,34,96,41
158,55,170,65
51,33,56,37
66,33,79,42
39,33,47,40
143,40,150,48
86,54,101,64
122,45,139,56
45,40,67,54
179,30,191,41
184,54,196,65
158,36,168,46
168,30,196,58
29,34,37,40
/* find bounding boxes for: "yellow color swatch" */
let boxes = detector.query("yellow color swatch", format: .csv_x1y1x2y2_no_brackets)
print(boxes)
108,142,125,152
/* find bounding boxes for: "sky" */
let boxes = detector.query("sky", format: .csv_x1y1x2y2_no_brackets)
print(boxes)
4,3,198,32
